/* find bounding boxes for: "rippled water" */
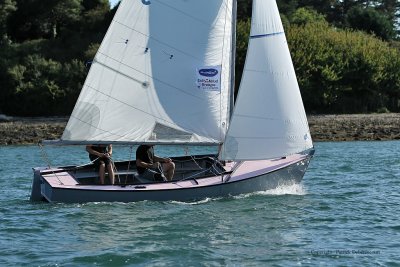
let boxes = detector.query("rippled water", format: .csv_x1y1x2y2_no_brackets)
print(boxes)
0,141,399,266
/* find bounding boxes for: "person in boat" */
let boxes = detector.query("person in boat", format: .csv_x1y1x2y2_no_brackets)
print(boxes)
86,144,115,185
136,144,175,181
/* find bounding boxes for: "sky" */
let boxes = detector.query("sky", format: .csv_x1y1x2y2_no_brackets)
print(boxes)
109,0,119,8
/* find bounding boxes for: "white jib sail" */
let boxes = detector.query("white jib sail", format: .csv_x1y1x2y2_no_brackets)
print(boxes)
62,0,233,145
220,0,313,160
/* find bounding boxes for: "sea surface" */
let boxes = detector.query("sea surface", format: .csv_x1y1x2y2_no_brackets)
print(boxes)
0,141,399,266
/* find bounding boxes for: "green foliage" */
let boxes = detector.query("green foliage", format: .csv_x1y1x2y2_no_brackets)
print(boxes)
237,0,252,21
82,0,110,32
0,0,109,116
7,54,63,115
84,43,100,60
287,21,400,113
4,54,86,116
1,1,400,116
235,19,251,94
291,7,327,26
0,0,16,42
8,0,82,41
346,6,395,40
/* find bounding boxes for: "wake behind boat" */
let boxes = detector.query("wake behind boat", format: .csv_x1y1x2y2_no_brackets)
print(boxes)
31,0,314,203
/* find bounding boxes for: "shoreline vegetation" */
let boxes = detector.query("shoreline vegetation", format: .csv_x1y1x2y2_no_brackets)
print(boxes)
0,113,399,145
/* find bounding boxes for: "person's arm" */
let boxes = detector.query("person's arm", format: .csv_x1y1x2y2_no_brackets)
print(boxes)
136,158,159,169
107,144,113,158
86,145,108,158
154,155,172,163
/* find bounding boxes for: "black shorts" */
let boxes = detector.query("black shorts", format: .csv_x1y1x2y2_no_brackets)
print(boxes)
89,154,112,169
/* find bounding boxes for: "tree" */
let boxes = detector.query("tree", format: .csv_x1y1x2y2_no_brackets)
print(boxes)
5,54,86,115
0,0,16,43
277,0,298,17
81,0,110,32
8,0,82,41
290,7,326,26
297,0,332,15
237,0,252,20
287,20,400,113
36,0,82,39
376,0,400,36
346,6,395,40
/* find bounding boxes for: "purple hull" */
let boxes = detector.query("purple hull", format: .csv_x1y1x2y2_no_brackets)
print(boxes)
31,152,312,203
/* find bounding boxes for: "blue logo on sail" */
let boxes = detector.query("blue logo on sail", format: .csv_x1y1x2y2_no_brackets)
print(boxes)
199,68,218,77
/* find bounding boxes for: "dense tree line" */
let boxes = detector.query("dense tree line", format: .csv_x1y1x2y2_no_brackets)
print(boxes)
0,0,399,116
0,0,115,116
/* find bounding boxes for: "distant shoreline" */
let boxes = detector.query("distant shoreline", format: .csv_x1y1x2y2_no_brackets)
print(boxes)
0,113,399,145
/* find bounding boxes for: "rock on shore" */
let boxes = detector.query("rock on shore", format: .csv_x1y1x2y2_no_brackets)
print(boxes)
0,114,399,145
0,117,67,145
309,113,400,141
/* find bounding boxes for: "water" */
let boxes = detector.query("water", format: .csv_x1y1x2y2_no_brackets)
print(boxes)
0,141,399,266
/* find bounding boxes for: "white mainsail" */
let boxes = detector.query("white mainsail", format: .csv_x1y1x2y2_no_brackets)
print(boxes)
220,0,313,160
61,0,233,145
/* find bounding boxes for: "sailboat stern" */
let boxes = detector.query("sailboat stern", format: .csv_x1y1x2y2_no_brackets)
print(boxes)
31,168,45,201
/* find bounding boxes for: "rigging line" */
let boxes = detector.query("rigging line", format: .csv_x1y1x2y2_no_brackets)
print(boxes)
124,146,133,184
190,155,204,170
91,145,119,184
173,156,216,163
177,167,211,182
38,143,64,185
94,53,208,101
89,154,120,184
211,164,223,176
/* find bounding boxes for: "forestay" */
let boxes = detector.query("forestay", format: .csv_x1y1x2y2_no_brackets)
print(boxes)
61,0,234,145
220,0,313,160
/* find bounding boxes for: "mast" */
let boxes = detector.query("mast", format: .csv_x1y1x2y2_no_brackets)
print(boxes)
229,0,237,120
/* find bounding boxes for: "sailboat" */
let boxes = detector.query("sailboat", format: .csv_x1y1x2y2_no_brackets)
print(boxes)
31,0,314,203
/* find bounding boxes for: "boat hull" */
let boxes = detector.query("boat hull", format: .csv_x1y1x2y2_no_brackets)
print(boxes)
31,153,312,203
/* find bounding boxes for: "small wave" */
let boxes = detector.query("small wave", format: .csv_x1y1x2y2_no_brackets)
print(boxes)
234,183,307,199
170,197,222,205
259,183,307,195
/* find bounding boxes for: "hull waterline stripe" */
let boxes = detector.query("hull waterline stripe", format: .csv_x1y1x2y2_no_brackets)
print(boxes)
250,32,284,39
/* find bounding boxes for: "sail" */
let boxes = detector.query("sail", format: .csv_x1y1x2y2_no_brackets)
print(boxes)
220,0,313,160
61,0,234,145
